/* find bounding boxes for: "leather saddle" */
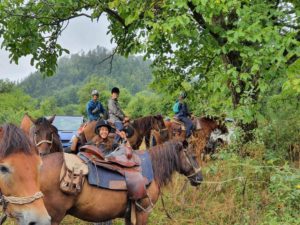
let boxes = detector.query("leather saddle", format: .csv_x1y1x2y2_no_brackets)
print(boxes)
79,145,148,200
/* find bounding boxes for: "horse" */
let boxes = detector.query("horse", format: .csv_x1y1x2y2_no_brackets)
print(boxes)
82,115,166,149
150,116,228,161
0,124,51,225
39,140,202,225
20,114,63,156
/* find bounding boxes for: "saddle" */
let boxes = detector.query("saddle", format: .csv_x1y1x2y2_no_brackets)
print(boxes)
79,145,148,200
59,153,89,195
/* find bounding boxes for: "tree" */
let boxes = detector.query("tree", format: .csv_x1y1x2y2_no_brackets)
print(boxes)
1,0,299,140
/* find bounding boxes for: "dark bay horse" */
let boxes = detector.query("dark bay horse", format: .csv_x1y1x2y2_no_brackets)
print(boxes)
0,124,51,225
40,141,202,225
20,114,63,156
151,116,228,161
82,115,166,149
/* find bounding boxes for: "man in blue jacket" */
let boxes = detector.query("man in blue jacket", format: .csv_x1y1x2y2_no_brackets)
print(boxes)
174,91,193,138
86,90,106,121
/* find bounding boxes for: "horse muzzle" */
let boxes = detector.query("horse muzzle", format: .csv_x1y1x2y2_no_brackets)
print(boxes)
14,210,51,225
189,173,203,186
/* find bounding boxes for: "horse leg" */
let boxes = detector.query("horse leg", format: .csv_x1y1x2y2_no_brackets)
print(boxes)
136,211,150,225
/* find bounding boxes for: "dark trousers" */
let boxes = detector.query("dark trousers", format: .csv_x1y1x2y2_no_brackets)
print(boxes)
114,121,124,143
178,116,193,138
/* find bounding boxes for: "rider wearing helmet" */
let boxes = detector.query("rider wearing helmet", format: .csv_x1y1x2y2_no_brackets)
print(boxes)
174,91,193,138
86,90,106,121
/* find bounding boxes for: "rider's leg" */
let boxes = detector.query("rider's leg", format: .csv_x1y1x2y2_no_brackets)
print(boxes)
180,117,193,138
114,121,124,144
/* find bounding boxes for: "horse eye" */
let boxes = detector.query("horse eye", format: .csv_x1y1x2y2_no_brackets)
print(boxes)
0,165,10,174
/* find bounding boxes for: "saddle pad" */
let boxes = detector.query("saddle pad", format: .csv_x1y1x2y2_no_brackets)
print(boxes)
79,151,153,190
63,153,88,175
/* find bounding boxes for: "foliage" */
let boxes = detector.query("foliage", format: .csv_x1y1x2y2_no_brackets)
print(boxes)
1,0,299,137
0,84,36,124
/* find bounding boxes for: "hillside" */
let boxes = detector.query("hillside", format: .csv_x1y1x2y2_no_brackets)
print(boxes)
19,46,153,104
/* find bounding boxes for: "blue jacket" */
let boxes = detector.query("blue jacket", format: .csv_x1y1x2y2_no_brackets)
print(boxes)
176,102,190,118
86,100,106,121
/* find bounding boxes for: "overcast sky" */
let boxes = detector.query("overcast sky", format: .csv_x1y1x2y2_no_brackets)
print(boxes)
0,15,115,82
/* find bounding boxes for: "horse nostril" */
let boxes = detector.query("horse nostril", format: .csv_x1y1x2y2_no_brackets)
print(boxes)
29,222,36,225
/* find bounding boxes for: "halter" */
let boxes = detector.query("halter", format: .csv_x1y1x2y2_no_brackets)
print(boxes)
183,149,202,180
0,191,44,224
34,133,53,149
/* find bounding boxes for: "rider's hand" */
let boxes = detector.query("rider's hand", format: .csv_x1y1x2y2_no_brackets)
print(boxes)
116,130,127,140
77,123,87,136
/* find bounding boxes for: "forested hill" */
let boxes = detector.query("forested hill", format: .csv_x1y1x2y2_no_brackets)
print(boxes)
19,46,152,99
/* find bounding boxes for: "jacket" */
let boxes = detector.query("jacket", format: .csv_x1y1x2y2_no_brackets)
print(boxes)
176,102,190,118
86,100,106,121
108,98,125,122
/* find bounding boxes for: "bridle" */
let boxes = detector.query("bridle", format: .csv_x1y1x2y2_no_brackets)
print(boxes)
183,149,202,180
0,191,44,224
34,133,53,148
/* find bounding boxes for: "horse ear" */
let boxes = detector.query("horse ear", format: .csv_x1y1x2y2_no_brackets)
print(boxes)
48,115,56,124
27,114,37,124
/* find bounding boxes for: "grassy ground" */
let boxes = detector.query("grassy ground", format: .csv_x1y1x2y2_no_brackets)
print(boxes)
2,150,299,225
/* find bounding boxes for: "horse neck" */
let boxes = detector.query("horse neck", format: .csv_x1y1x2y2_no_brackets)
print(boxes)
51,134,63,153
148,143,180,187
132,116,154,136
199,119,217,137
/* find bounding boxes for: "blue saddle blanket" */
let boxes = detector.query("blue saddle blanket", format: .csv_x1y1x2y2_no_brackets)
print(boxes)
79,151,154,190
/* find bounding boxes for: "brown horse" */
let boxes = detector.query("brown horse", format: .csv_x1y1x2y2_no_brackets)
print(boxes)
40,141,202,225
20,114,63,156
0,124,51,225
82,115,166,149
151,116,228,161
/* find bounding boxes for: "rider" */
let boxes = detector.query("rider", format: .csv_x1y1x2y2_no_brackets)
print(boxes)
174,91,193,138
71,119,127,155
86,90,106,121
107,87,129,145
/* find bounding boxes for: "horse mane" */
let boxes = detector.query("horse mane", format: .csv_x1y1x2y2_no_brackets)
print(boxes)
132,116,156,134
148,141,183,187
0,124,36,157
201,116,228,133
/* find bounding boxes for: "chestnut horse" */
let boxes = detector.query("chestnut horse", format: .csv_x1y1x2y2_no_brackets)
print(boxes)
0,124,51,225
151,116,228,161
82,115,166,149
20,114,63,156
40,141,202,225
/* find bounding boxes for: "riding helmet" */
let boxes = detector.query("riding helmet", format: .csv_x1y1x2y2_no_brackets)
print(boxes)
179,91,187,99
91,89,99,96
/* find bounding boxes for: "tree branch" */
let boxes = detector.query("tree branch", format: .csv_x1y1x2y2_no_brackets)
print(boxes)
187,2,226,45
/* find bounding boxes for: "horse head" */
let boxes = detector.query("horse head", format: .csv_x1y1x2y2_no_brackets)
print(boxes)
28,115,63,156
149,141,203,187
0,124,51,225
179,140,203,186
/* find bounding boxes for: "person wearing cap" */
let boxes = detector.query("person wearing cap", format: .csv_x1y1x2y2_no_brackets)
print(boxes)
86,90,106,121
107,87,129,144
175,91,193,138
